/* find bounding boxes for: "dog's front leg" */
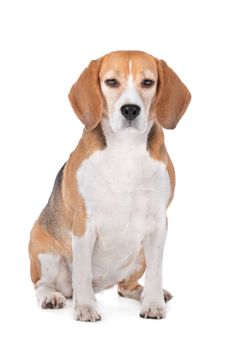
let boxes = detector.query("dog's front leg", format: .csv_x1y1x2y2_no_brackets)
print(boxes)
72,222,101,322
140,210,167,319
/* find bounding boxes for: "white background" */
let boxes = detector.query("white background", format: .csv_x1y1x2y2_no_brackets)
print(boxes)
0,0,233,349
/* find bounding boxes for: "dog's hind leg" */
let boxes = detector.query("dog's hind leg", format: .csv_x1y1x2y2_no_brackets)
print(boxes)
117,249,173,302
118,283,173,302
29,223,72,309
35,253,71,309
118,281,144,301
118,249,145,301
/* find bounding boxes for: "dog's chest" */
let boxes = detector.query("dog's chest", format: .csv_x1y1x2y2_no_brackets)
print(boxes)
77,141,170,287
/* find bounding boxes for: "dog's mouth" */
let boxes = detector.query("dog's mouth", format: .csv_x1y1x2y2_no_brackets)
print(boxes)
123,120,141,131
125,120,138,128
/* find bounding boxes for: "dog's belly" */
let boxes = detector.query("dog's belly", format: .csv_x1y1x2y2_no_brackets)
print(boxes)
77,145,170,290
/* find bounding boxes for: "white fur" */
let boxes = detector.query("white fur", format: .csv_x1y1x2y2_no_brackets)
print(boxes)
76,121,170,295
35,253,72,308
140,208,167,318
101,59,157,135
72,231,101,321
129,59,133,85
73,68,170,319
107,66,148,133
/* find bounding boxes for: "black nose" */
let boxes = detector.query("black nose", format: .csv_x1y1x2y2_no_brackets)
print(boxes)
120,104,141,121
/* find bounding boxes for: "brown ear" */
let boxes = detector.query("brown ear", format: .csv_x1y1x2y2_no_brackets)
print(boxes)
151,60,191,129
68,58,103,130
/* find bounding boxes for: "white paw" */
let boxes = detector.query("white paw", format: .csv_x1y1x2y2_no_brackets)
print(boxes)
73,303,101,322
140,299,166,319
40,292,66,309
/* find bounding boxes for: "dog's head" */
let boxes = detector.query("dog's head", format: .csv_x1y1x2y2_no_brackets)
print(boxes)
69,51,191,132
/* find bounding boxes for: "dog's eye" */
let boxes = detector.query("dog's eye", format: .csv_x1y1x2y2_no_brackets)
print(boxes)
105,79,119,88
141,79,155,88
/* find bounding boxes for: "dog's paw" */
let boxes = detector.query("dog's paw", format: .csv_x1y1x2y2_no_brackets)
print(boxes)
118,286,173,303
140,300,166,319
163,289,173,303
118,284,143,301
73,304,101,322
40,292,66,309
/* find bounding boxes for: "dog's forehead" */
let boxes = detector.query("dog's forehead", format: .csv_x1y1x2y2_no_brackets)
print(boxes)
100,51,158,78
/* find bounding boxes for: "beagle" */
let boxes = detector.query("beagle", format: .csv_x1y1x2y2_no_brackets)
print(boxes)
28,50,191,321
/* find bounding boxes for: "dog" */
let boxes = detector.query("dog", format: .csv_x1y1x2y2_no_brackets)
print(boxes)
28,50,191,321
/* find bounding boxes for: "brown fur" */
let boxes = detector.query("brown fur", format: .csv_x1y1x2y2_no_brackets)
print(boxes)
118,248,146,293
29,50,190,291
69,59,104,130
150,59,191,129
147,124,176,205
29,125,106,282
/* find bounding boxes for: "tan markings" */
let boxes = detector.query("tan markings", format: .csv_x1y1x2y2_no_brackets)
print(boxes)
62,124,106,236
29,125,106,283
129,59,132,75
99,51,159,121
30,50,190,286
99,50,190,130
69,59,104,130
150,59,191,129
147,124,175,206
118,248,146,293
100,50,157,79
28,221,72,283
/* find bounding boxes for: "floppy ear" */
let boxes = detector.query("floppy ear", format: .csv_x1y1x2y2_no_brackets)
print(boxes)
151,60,191,129
68,58,103,130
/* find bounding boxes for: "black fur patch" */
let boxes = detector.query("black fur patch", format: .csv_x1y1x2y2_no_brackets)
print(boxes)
49,162,66,203
39,163,66,234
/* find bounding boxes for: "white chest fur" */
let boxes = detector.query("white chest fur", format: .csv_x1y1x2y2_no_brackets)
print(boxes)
76,126,170,290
